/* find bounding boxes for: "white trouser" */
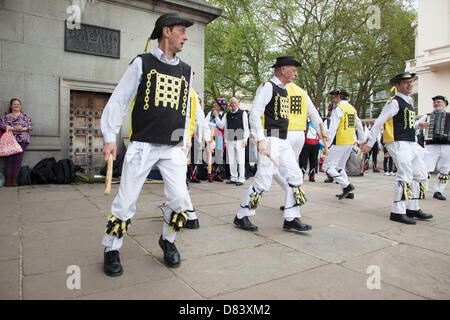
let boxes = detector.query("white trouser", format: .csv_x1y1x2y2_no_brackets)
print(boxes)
424,144,450,194
322,144,353,189
226,139,246,183
102,141,194,251
273,130,305,189
237,137,303,220
386,141,428,214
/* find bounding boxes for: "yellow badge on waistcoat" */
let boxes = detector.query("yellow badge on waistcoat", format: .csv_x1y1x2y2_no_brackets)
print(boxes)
286,83,308,131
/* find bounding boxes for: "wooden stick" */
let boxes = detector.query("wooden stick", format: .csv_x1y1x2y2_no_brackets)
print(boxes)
319,123,329,156
104,154,113,195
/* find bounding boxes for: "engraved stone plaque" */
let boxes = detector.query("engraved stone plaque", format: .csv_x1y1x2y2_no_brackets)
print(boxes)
65,22,120,58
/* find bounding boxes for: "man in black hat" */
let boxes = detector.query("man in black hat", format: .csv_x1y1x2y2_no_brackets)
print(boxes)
234,56,312,233
415,95,450,201
362,72,433,224
322,89,364,200
100,12,214,276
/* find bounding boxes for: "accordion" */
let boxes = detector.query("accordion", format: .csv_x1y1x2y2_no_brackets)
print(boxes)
424,112,450,144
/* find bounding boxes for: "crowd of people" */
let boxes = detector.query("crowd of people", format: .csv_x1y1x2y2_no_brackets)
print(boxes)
1,12,447,279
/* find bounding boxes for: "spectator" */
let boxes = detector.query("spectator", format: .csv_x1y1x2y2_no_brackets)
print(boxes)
0,98,33,187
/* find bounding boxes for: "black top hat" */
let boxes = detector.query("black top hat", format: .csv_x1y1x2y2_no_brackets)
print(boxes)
389,72,416,86
271,56,301,68
329,89,349,98
432,95,449,106
150,13,194,40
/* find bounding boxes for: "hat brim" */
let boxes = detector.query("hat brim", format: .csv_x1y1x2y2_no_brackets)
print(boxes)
389,73,417,86
150,18,194,40
271,60,301,68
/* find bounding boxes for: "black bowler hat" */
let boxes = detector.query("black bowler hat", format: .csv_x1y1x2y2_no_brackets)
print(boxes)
432,95,449,106
389,72,416,86
271,56,301,68
329,89,349,98
150,13,194,40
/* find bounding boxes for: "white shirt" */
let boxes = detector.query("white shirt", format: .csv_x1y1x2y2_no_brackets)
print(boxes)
249,76,323,142
326,100,364,147
366,92,412,147
101,48,210,145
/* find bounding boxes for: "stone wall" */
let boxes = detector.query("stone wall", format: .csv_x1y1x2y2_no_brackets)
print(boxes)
0,0,220,169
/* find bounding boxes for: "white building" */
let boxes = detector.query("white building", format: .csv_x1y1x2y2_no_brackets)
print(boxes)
0,0,220,172
406,0,450,115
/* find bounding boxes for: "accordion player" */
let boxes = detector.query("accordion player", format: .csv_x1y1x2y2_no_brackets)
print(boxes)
424,112,450,144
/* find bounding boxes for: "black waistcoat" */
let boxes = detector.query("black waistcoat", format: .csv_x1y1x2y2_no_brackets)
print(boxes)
226,109,245,140
130,53,191,145
264,81,289,139
392,96,416,142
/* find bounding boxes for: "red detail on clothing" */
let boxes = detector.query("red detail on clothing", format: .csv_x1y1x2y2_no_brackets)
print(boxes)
305,138,319,145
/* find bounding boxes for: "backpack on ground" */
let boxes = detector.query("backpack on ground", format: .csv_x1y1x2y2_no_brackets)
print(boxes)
31,157,57,184
18,166,32,185
54,159,75,184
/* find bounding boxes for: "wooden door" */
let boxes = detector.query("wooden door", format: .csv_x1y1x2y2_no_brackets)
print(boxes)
69,90,110,173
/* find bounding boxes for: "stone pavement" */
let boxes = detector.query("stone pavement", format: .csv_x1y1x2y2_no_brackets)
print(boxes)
1,171,449,300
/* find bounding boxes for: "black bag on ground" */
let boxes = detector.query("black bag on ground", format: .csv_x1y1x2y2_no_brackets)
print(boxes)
100,154,124,177
54,159,75,184
31,157,57,184
18,166,32,186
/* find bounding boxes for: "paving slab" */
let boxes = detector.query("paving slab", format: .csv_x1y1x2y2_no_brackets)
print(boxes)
132,224,267,262
22,233,146,276
20,198,102,223
75,277,203,300
375,225,450,255
343,244,450,299
23,255,173,299
0,259,20,299
215,263,422,300
272,225,396,263
172,243,326,298
0,234,20,262
0,215,19,237
21,216,106,241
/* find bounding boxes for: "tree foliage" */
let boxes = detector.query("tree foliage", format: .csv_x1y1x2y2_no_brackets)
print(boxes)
204,0,415,117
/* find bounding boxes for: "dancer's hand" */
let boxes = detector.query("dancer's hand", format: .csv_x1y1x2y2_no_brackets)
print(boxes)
207,140,215,153
103,142,117,161
257,140,268,155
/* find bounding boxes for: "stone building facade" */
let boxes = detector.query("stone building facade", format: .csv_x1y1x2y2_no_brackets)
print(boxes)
406,0,450,115
0,0,220,172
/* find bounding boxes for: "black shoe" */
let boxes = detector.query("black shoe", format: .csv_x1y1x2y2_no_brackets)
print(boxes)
335,192,354,199
214,177,223,182
373,168,380,173
337,184,355,200
184,219,200,229
104,250,123,277
283,218,312,231
235,182,244,186
433,192,446,201
159,236,181,268
309,177,315,182
324,178,333,183
406,209,433,220
233,216,258,231
226,180,236,184
208,177,214,182
190,179,201,183
390,213,416,225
